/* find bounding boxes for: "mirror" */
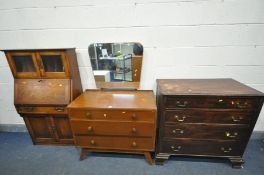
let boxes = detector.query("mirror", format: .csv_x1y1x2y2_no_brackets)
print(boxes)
88,42,143,89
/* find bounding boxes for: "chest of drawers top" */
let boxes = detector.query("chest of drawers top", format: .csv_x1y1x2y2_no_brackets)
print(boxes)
157,79,263,97
67,90,156,110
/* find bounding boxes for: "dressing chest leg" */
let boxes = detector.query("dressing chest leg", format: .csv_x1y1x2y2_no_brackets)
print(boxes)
155,153,170,165
144,152,153,165
229,157,244,169
79,148,89,161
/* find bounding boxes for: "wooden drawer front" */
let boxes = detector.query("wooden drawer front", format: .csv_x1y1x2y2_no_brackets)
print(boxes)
18,106,66,114
163,124,250,140
71,120,154,137
161,139,243,156
164,110,254,124
69,110,155,122
164,96,258,110
75,136,154,151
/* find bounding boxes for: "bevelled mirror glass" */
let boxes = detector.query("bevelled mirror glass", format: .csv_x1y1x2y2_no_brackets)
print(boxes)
88,42,143,89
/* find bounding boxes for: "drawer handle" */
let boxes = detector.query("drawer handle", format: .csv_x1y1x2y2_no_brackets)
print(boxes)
131,127,137,133
221,147,232,153
225,131,238,138
231,116,243,122
172,129,184,134
174,115,186,122
86,112,91,118
131,114,137,120
87,126,93,132
132,141,137,147
236,102,248,109
103,113,107,118
55,107,64,112
171,145,181,152
176,101,188,107
90,140,95,145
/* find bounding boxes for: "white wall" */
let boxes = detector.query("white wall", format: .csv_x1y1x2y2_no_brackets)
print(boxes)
0,0,264,130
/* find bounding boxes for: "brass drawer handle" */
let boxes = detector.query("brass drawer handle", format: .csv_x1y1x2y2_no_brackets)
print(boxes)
55,107,64,112
172,129,184,134
87,126,93,132
221,147,232,153
90,140,95,145
85,112,91,118
131,114,137,120
174,115,186,122
131,127,137,133
236,102,248,108
171,145,181,152
231,116,243,122
103,113,107,118
176,101,188,107
225,131,238,138
132,141,137,147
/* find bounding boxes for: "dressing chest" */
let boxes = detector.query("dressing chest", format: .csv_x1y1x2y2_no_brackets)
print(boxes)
67,90,157,165
155,79,264,168
3,48,83,145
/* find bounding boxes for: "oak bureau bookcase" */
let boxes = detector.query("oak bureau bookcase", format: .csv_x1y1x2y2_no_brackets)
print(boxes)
67,42,157,165
3,48,83,145
155,79,264,168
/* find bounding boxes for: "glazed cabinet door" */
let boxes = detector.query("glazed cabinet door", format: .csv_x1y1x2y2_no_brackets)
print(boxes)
6,52,41,78
23,115,55,144
52,115,73,144
37,51,70,78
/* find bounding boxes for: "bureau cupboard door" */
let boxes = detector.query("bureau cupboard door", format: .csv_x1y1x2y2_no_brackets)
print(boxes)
23,115,55,144
6,52,41,78
37,51,70,78
52,115,73,144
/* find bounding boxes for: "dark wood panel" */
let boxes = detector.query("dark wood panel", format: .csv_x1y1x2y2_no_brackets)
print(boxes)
164,96,259,110
53,116,73,141
160,139,244,156
69,110,155,122
164,109,254,124
71,120,154,137
75,136,154,151
163,123,250,140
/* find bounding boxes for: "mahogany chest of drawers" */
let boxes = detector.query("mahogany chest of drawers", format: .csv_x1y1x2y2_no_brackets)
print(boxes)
67,90,157,165
155,79,264,168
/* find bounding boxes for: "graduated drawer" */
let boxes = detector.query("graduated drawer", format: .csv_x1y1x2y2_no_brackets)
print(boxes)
163,96,258,110
17,106,66,114
163,123,250,140
71,120,154,137
75,136,154,151
68,110,155,122
161,138,243,156
164,109,254,124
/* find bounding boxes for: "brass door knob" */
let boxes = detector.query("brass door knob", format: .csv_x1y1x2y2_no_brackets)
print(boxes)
90,140,95,145
86,112,91,118
131,114,137,120
132,141,137,147
87,126,93,132
132,127,137,133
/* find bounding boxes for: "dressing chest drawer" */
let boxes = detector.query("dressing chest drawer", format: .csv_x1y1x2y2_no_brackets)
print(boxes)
155,79,264,168
67,90,157,165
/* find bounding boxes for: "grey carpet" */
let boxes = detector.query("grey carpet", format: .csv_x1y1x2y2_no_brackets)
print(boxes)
0,132,263,175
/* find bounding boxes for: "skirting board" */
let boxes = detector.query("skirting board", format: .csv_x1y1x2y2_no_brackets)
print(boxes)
0,124,264,140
